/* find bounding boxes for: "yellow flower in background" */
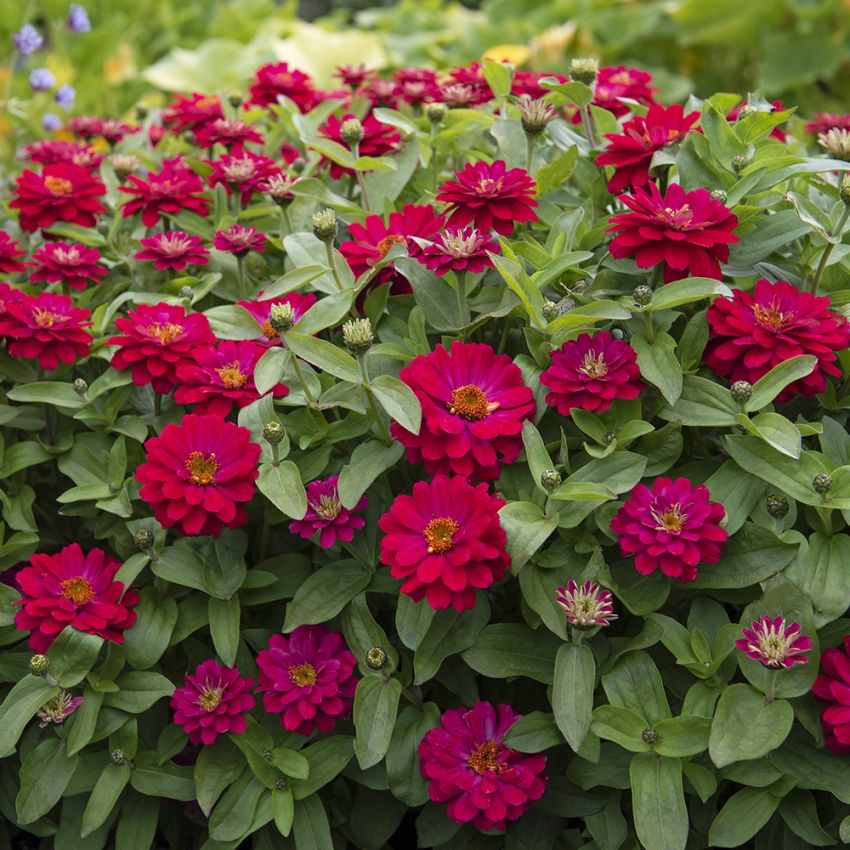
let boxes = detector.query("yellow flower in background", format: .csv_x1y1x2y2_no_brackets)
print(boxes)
528,24,576,66
482,45,531,67
105,43,138,84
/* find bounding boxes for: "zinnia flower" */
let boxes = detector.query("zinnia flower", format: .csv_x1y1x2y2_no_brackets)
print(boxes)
120,158,210,227
511,70,568,99
213,225,267,257
238,292,317,347
704,279,850,399
335,64,373,89
289,476,367,548
170,659,255,745
248,62,317,112
256,625,358,736
805,113,850,135
29,241,107,290
174,339,289,416
22,139,103,170
607,183,739,282
540,331,643,415
419,702,547,831
736,615,812,668
592,65,656,117
0,231,27,274
109,302,216,394
436,160,538,237
391,341,535,481
318,113,401,179
38,690,83,728
555,580,618,629
68,116,137,144
378,475,510,611
136,413,261,537
0,292,92,369
135,231,210,272
10,162,106,233
596,103,700,193
416,226,500,276
727,99,787,141
194,118,264,150
813,636,850,753
15,543,139,652
208,151,280,205
446,63,494,105
162,93,224,133
610,477,728,583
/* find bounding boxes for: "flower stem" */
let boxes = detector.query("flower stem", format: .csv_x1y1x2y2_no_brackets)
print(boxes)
580,105,597,148
325,241,345,292
283,207,293,234
497,316,512,354
352,142,371,210
455,271,469,326
236,254,248,299
570,629,584,647
286,347,317,406
525,133,536,173
358,356,392,445
642,310,655,343
764,669,778,704
811,205,850,295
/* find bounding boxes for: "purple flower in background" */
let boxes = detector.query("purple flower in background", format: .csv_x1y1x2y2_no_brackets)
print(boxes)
55,84,75,111
13,24,43,56
42,113,62,132
67,4,91,33
29,68,55,92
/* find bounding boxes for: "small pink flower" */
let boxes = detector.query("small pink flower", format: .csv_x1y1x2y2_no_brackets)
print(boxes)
416,226,499,276
289,476,366,548
28,241,107,291
736,616,812,668
213,225,267,256
135,231,209,272
37,690,83,728
555,580,617,629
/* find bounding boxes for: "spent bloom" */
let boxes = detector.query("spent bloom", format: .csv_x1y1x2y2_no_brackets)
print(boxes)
736,616,812,668
555,580,618,629
289,476,367,548
38,691,83,728
13,24,43,55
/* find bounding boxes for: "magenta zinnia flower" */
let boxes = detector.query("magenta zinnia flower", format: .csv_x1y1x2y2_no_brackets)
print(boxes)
135,231,209,272
28,241,107,290
391,341,535,481
704,279,850,400
256,625,358,736
555,580,617,629
319,113,401,179
610,477,728,583
22,140,103,171
592,66,656,117
15,543,139,652
419,702,547,832
437,160,538,237
208,151,280,205
247,62,317,112
540,331,643,415
238,291,317,346
289,476,366,548
170,659,255,745
378,475,509,611
813,636,850,753
0,231,27,274
806,113,850,135
416,226,500,276
38,690,83,728
162,93,224,133
736,615,811,669
120,158,210,227
213,224,267,257
194,118,264,150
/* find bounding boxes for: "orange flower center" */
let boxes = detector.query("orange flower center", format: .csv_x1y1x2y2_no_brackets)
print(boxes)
753,299,794,332
651,503,687,534
467,739,504,775
288,663,317,687
54,247,80,264
197,686,223,710
656,204,693,230
146,321,183,344
476,177,504,195
423,516,459,554
44,176,74,196
197,96,219,109
61,576,95,604
448,384,499,420
578,350,608,379
215,361,248,389
185,451,219,486
261,320,279,341
32,307,67,328
376,234,406,258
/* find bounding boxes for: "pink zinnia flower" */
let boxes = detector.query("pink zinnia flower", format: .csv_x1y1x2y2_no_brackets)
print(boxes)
391,341,535,481
22,139,103,171
136,413,260,537
335,64,373,89
540,331,643,415
208,151,280,205
511,70,568,99
592,65,656,117
446,63,494,105
610,477,728,583
0,231,27,274
437,160,538,237
704,279,850,400
38,690,84,728
318,113,401,179
29,241,107,290
256,624,358,736
238,292,317,347
813,636,850,753
194,118,264,150
736,615,812,668
247,62,317,112
607,183,739,282
805,113,850,135
162,93,224,133
416,226,500,276
170,659,255,745
68,116,138,144
15,543,139,653
120,158,210,227
213,225,267,257
419,702,547,831
289,476,366,548
135,231,209,272
555,580,617,629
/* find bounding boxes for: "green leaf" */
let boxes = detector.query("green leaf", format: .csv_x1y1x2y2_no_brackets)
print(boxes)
295,292,355,336
736,411,801,458
209,596,241,667
791,532,850,626
540,77,594,107
552,643,596,752
6,381,86,408
284,331,361,382
658,374,739,427
81,763,131,837
708,786,782,847
522,421,553,494
631,332,682,406
503,711,562,753
629,753,688,850
779,789,835,847
293,793,333,850
337,440,403,510
482,58,512,98
16,737,79,824
114,792,159,850
653,716,711,758
257,461,308,520
644,277,731,311
284,561,372,632
746,355,817,411
271,748,310,781
124,590,177,670
195,738,244,817
208,772,264,840
709,683,794,768
602,651,671,724
591,705,651,752
0,677,58,757
103,671,174,714
204,305,265,340
770,731,850,803
353,675,402,769
272,787,295,838
414,598,490,684
536,147,579,196
727,210,811,266
499,501,558,572
387,704,440,806
291,736,354,800
371,374,422,434
462,623,560,684
47,628,104,687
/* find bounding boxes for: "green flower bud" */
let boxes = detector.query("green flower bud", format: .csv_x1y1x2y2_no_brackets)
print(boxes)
540,469,562,491
570,57,599,86
227,91,243,108
604,431,616,444
269,303,296,333
262,748,273,761
73,377,88,395
365,646,387,670
179,285,193,301
133,528,155,551
737,104,759,120
340,117,364,147
263,421,285,446
111,748,128,765
274,777,288,791
766,494,789,519
710,189,727,203
29,654,49,676
730,380,753,403
342,318,374,356
426,102,447,125
732,154,750,173
517,94,556,136
642,727,659,745
841,173,850,207
312,208,338,242
814,473,833,495
542,299,559,322
633,285,652,307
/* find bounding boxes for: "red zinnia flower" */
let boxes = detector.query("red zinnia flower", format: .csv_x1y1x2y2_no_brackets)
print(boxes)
0,293,92,369
607,183,739,282
319,113,401,179
0,283,24,315
596,103,700,193
736,615,811,668
15,543,139,653
120,158,210,227
392,67,440,104
289,476,366,548
162,93,224,133
447,63,494,105
170,659,255,745
610,477,728,583
194,118,264,150
813,636,850,753
727,99,787,141
0,231,27,274
593,65,656,117
437,160,538,237
29,241,107,290
805,113,850,135
361,77,398,108
511,70,568,99
174,339,289,416
213,224,267,257
68,116,138,143
10,162,107,233
22,139,103,171
238,292,317,346
135,231,210,272
208,151,280,205
704,279,850,399
419,701,547,831
256,624,358,736
540,331,643,415
248,62,316,112
109,302,216,394
416,226,500,276
335,64,373,89
136,413,260,537
378,475,509,611
391,341,535,481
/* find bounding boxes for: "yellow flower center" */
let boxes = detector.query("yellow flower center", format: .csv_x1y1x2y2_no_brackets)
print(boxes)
578,350,608,379
423,517,459,554
61,576,95,604
288,663,317,687
32,307,67,329
44,176,74,196
656,204,693,230
753,299,794,332
376,234,406,258
197,686,223,710
448,384,499,420
467,739,504,775
215,361,247,390
651,503,687,534
261,320,279,341
185,451,219,486
145,321,183,344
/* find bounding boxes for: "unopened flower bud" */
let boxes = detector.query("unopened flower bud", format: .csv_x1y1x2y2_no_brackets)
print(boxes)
540,469,562,491
730,380,752,403
73,378,88,395
737,104,759,120
262,748,273,761
269,303,296,333
111,748,129,765
228,92,243,108
29,654,49,676
179,285,193,300
274,777,288,791
340,117,364,147
732,154,750,173
766,494,789,519
633,285,652,307
610,327,624,340
342,318,373,356
814,473,833,495
570,57,599,86
291,157,306,174
426,102,447,125
542,299,559,321
571,280,589,294
517,95,556,136
134,528,155,551
841,173,850,207
312,208,338,242
604,431,616,444
135,105,148,121
642,727,658,745
366,646,387,670
263,421,285,445
710,189,727,203
109,153,140,177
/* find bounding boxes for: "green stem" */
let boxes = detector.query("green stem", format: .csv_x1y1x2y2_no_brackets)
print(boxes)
154,392,162,416
497,316,512,354
764,669,778,704
285,346,316,405
811,205,850,295
579,105,597,148
270,442,280,467
236,254,248,299
642,310,655,343
359,356,392,445
525,133,535,174
283,206,294,234
570,629,584,647
325,241,345,292
352,142,371,210
455,271,469,327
